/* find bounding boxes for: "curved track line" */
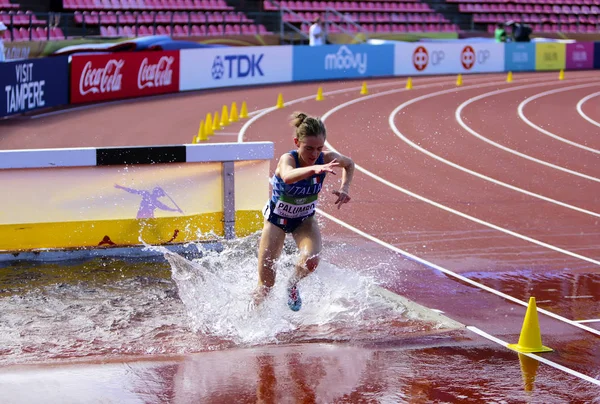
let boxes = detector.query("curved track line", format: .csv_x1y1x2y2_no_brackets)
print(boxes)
237,75,464,143
317,209,600,338
518,83,600,154
576,91,600,128
237,73,600,339
388,87,600,218
456,78,600,183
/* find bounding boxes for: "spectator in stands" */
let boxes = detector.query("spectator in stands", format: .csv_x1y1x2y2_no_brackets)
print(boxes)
0,22,7,62
505,21,532,43
494,23,506,43
309,17,325,46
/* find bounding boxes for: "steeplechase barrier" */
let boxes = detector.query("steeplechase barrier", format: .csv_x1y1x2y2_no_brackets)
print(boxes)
0,142,273,258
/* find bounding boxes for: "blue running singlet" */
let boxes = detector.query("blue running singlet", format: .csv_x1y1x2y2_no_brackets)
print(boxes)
263,150,327,233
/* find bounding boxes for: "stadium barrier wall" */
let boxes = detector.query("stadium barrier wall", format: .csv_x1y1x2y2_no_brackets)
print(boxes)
3,42,600,119
0,142,273,252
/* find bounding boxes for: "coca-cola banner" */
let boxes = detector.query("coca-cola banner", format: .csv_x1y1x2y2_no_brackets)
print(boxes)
70,51,180,104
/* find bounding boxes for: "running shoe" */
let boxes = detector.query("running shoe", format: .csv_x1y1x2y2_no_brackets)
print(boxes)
287,285,302,312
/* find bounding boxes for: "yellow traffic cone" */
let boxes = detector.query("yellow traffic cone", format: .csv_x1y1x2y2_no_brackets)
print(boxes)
220,104,230,127
456,74,463,86
212,111,220,131
205,113,214,136
406,77,413,90
276,93,285,108
360,81,368,95
197,120,207,141
240,101,248,119
316,86,324,101
507,297,553,353
559,69,565,80
229,102,239,123
507,71,513,83
192,135,198,144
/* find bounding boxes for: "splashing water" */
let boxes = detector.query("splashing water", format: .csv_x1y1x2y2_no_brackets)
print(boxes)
158,232,447,348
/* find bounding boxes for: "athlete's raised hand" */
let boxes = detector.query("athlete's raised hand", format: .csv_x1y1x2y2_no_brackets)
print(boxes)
333,189,351,209
315,158,340,175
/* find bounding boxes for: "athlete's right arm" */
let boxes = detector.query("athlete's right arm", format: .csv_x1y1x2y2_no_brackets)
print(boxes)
277,154,338,184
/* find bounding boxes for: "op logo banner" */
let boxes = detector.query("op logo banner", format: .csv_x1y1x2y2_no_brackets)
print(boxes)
397,43,503,75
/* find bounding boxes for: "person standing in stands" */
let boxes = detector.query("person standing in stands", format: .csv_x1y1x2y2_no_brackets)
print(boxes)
309,16,325,46
0,22,7,62
494,23,506,43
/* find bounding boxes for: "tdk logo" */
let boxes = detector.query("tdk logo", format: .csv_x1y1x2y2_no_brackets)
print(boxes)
211,54,264,80
324,46,367,75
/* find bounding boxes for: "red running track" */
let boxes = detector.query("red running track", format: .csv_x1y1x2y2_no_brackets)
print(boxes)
0,71,599,402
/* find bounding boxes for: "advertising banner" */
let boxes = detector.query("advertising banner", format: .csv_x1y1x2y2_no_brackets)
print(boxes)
504,43,536,72
292,44,395,81
595,42,600,69
0,56,69,118
179,46,293,91
535,43,566,71
70,51,180,104
565,42,594,70
395,42,504,75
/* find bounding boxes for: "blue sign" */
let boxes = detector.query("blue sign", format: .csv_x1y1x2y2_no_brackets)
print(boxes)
292,44,395,81
0,56,69,118
504,43,536,72
594,42,600,69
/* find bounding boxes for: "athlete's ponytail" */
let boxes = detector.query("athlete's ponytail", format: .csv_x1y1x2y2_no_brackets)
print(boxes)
290,111,326,141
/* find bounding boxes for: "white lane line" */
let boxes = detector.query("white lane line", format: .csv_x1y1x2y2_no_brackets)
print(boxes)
456,79,600,184
237,73,600,338
518,83,600,154
576,319,600,323
467,326,600,387
387,83,600,218
316,208,600,338
318,79,600,267
238,75,499,143
576,91,600,128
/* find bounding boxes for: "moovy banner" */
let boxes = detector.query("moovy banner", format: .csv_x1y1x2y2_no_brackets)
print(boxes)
292,44,395,81
0,56,69,118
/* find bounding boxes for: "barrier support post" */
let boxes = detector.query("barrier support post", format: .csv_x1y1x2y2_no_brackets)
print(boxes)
222,161,236,240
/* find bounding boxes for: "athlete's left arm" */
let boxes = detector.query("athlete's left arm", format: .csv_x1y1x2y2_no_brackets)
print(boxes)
323,151,355,209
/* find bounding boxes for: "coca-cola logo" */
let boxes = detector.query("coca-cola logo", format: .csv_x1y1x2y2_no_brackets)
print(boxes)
138,56,174,89
79,59,124,96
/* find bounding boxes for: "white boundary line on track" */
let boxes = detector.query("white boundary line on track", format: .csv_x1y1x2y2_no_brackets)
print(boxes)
237,73,600,387
576,91,600,129
239,73,600,334
466,326,600,387
576,319,600,324
517,83,600,154
319,78,600,268
238,75,510,143
456,79,600,184
386,82,600,218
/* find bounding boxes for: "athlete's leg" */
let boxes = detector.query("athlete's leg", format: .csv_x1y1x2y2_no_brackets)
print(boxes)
253,220,286,307
289,216,322,288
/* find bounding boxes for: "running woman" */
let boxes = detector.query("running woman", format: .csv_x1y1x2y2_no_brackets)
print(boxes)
252,112,355,311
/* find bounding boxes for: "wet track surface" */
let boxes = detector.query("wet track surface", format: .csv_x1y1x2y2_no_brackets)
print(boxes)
1,71,599,402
